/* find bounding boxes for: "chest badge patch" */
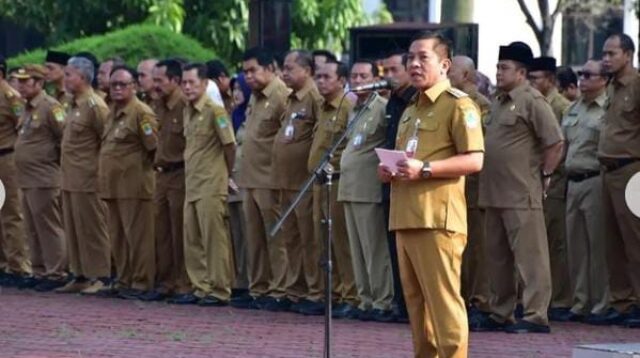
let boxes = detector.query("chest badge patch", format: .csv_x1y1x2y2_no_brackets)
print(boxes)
141,122,153,136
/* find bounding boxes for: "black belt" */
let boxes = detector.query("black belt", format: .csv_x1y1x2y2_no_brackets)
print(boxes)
567,171,600,182
601,158,640,172
0,147,14,156
154,161,184,173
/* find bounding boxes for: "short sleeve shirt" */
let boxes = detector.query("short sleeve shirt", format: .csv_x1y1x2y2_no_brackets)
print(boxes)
390,79,484,234
61,89,109,192
478,83,563,209
14,91,65,188
237,77,290,189
154,86,187,166
461,84,491,209
272,78,322,191
99,97,157,199
597,67,640,160
0,80,23,150
184,93,235,202
563,93,607,173
337,94,388,203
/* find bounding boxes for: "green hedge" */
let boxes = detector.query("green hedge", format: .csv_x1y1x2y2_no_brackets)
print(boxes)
8,24,216,67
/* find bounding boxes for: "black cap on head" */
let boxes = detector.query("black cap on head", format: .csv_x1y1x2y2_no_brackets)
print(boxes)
45,50,71,66
529,56,556,72
499,43,534,67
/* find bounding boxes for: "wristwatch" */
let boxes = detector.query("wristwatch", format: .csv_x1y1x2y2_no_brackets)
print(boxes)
420,161,432,179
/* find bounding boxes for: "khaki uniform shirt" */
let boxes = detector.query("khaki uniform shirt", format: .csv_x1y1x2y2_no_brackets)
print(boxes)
307,95,354,173
479,83,563,209
272,78,322,190
229,121,246,203
237,77,290,189
337,93,388,203
461,83,491,209
598,67,640,160
390,80,484,234
563,92,607,174
183,93,235,202
99,97,157,199
61,88,109,192
154,87,187,166
14,91,65,188
545,87,571,199
0,80,23,150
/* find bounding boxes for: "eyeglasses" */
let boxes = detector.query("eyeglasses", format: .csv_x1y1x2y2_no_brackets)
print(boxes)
110,81,134,89
577,71,601,79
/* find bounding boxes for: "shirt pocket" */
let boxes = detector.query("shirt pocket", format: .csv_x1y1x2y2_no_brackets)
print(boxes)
114,123,136,141
71,120,90,135
498,112,519,126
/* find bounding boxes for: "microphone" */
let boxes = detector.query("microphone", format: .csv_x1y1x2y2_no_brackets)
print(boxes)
350,79,397,92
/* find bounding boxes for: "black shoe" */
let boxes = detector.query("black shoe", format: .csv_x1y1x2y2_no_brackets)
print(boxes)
34,279,67,292
231,288,249,299
358,309,374,321
552,309,584,322
392,305,409,323
370,309,397,323
118,288,144,300
548,307,572,322
168,293,199,305
16,276,41,289
230,293,255,309
469,315,506,332
289,299,314,313
585,308,625,325
332,303,359,319
505,320,551,334
138,290,166,302
261,297,292,312
467,306,489,321
623,317,640,328
198,296,228,307
514,304,524,319
95,285,119,298
299,300,325,316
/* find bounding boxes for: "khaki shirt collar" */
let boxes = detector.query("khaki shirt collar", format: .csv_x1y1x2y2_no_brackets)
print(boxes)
419,79,451,104
74,88,94,107
615,66,637,87
581,91,607,108
502,82,529,102
28,91,46,109
193,92,208,113
323,95,342,110
167,86,183,110
545,87,560,102
116,97,138,118
259,76,280,98
292,78,315,101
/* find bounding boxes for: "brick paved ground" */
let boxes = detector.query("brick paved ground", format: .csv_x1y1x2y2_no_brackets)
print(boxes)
0,287,638,358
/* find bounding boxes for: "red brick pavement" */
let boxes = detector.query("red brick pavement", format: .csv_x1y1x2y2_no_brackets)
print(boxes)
0,287,638,358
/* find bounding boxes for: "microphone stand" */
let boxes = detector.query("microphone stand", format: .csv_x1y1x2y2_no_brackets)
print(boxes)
270,91,378,358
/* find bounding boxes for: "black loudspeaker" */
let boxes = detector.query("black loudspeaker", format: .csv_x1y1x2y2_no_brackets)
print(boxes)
248,0,292,55
349,22,478,64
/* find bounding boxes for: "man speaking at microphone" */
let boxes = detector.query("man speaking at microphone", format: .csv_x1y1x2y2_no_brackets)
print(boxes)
378,33,483,357
339,60,395,322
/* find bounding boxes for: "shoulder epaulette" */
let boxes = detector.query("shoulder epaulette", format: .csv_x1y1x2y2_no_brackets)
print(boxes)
446,87,469,98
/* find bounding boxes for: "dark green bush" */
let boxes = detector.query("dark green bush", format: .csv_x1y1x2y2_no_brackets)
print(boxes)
8,24,216,67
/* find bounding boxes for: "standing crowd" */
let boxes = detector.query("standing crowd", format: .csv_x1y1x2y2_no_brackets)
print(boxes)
0,30,639,358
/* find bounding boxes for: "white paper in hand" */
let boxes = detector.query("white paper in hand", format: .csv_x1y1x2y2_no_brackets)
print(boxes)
375,148,408,174
625,172,640,218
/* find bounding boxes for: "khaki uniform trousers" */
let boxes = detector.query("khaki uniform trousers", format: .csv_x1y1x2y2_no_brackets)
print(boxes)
62,191,110,279
566,176,609,315
544,197,572,308
22,188,66,278
105,198,155,291
280,189,322,302
313,183,357,305
154,171,190,294
243,188,287,298
229,198,248,290
397,229,468,358
184,195,232,301
461,208,490,312
602,161,640,312
0,153,31,274
343,201,393,310
484,208,552,325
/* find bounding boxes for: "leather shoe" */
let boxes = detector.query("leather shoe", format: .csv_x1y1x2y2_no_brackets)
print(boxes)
358,309,374,321
230,293,255,309
623,317,640,328
299,300,325,316
138,290,166,302
370,309,397,323
505,320,551,334
585,308,625,325
332,303,359,319
198,296,228,307
261,297,292,312
168,293,199,305
548,307,572,322
289,299,314,313
469,315,505,332
118,288,144,300
16,276,41,289
35,278,67,292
